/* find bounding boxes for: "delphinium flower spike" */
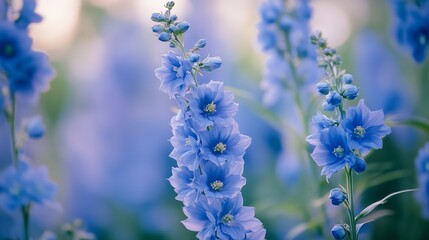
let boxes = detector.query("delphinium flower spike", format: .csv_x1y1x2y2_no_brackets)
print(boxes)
0,1,57,239
151,2,266,239
307,32,414,239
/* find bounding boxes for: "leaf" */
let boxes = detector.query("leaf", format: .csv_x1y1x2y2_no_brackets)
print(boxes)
389,116,429,135
355,189,416,222
356,210,394,233
356,170,411,198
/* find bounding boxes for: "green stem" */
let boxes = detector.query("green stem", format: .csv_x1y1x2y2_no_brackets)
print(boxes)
9,93,18,167
21,204,30,240
346,168,358,240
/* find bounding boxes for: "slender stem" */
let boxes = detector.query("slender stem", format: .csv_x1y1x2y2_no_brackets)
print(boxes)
9,93,18,167
21,204,30,240
346,168,357,240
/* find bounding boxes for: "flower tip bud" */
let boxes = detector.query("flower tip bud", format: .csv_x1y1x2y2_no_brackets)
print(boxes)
316,82,330,95
165,1,175,10
329,188,347,205
342,74,353,84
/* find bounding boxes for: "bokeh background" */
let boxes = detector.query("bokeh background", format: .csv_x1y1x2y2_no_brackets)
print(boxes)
1,0,428,239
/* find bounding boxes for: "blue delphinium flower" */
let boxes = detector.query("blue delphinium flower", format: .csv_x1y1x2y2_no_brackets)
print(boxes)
200,123,251,166
390,0,429,62
415,142,429,219
0,161,56,210
193,161,245,204
0,22,32,64
26,115,46,139
15,0,43,29
341,99,391,155
152,2,265,238
309,126,365,179
155,51,194,98
169,166,199,206
189,81,238,130
182,195,264,240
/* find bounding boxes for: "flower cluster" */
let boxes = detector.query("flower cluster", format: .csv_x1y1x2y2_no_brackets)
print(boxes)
390,0,429,63
306,32,391,239
151,2,265,239
0,1,57,238
415,142,429,219
307,32,391,180
257,0,320,106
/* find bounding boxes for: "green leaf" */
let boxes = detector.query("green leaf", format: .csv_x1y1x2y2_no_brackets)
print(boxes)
355,189,416,222
389,116,429,135
356,210,394,233
356,170,411,198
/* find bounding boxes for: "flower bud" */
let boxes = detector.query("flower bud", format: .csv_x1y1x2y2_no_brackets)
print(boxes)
177,21,190,33
165,1,175,10
329,188,347,205
316,82,330,95
342,74,353,84
170,14,177,21
331,224,346,240
279,16,293,31
352,157,366,173
194,39,206,49
322,91,341,111
152,25,163,33
342,84,358,100
151,13,166,22
333,55,342,65
318,38,327,48
189,53,200,62
200,57,222,71
26,116,45,139
158,32,171,42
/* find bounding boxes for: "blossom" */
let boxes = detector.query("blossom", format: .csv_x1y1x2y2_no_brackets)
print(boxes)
200,122,251,166
0,161,56,210
193,161,245,203
155,51,194,97
307,126,366,179
189,81,238,130
169,120,201,170
182,195,264,240
15,0,42,29
341,99,391,155
5,51,55,96
168,166,199,206
0,22,31,65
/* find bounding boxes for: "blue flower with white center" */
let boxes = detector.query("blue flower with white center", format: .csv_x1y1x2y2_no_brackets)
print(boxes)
182,195,262,240
189,81,238,130
200,122,251,166
5,51,55,96
307,125,365,179
341,99,391,155
26,115,45,139
415,142,429,219
170,125,201,170
0,161,56,210
15,0,42,29
0,22,31,65
168,166,199,206
155,51,194,98
193,161,245,204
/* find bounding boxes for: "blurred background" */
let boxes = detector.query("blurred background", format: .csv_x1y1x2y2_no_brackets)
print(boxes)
0,0,428,239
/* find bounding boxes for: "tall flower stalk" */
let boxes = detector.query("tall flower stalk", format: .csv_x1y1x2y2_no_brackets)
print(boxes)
307,32,415,239
0,1,56,239
151,2,265,239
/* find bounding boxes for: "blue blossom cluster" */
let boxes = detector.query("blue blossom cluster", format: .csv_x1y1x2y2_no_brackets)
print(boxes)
306,33,391,239
307,32,391,180
415,142,429,219
152,2,265,239
257,0,320,106
390,0,429,63
0,1,56,238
